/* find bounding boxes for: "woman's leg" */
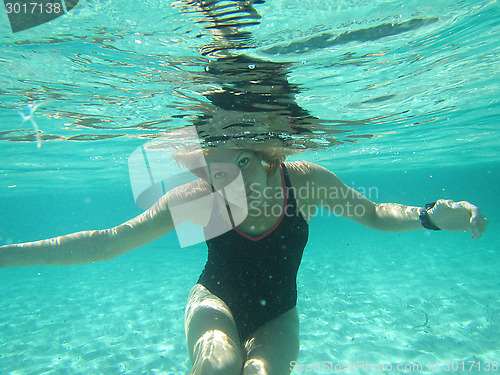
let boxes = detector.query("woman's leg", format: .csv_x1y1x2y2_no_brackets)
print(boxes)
185,284,244,375
242,307,300,375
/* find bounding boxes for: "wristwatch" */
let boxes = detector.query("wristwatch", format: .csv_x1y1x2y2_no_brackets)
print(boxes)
419,202,441,230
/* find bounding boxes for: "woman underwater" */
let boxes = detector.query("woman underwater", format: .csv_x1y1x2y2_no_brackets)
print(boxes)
0,145,489,374
0,1,490,373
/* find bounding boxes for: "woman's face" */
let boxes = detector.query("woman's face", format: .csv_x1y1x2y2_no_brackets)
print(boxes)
204,149,267,206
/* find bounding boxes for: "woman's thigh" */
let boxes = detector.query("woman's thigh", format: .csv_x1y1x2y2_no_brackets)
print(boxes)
185,284,244,374
243,307,300,375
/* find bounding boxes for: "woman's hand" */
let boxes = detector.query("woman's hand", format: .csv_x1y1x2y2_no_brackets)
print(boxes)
428,199,488,239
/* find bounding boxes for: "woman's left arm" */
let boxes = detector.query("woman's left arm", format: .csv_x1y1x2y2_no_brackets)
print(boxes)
305,162,488,239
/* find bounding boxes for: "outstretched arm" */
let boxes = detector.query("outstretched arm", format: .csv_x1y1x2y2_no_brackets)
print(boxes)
0,195,175,268
303,162,488,238
365,200,487,239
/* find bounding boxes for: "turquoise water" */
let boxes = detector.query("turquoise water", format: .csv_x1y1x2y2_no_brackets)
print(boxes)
1,0,499,373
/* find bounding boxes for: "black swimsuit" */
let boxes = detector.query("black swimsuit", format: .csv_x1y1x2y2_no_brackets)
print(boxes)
197,164,309,341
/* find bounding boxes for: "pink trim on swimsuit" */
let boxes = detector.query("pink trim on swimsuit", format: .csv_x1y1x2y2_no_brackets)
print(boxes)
234,164,288,241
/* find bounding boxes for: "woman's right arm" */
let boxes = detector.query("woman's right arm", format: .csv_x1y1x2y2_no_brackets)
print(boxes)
0,194,175,268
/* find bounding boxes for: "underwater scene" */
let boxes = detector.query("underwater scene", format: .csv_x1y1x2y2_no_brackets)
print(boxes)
0,0,499,373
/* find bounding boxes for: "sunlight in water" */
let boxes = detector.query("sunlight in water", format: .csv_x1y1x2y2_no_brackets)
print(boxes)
18,100,53,148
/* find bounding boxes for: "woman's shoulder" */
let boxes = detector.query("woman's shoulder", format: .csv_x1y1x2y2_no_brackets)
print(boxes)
163,179,214,226
282,161,316,188
283,160,340,186
283,160,327,177
165,178,213,205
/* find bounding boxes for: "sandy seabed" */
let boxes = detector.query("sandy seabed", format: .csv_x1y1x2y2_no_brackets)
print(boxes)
1,222,498,374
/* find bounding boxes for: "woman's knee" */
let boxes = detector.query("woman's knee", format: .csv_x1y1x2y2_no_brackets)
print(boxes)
242,359,268,375
190,329,243,375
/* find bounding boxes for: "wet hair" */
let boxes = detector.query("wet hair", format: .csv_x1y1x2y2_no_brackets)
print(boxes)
173,146,293,179
251,148,289,176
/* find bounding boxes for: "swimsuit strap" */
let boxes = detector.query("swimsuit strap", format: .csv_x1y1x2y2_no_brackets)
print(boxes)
280,163,295,199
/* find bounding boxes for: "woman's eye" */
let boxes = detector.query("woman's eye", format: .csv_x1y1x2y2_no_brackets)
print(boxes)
214,171,226,179
238,157,249,167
